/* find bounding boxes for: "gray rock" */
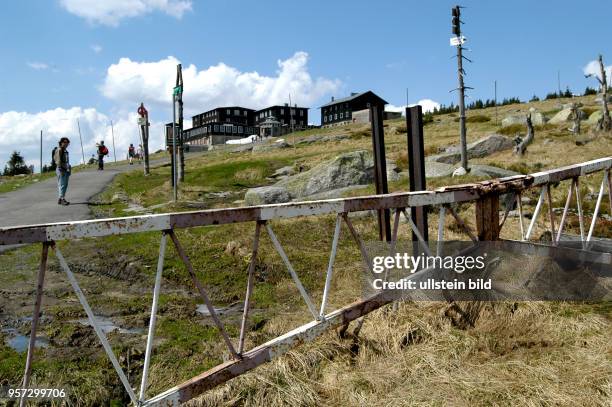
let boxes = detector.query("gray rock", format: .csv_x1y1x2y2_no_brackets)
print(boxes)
586,110,603,125
425,162,455,178
296,134,349,145
303,185,370,200
272,166,295,178
276,150,375,198
549,108,587,124
501,115,525,127
469,164,520,179
244,186,290,205
252,141,290,153
430,134,514,165
452,167,467,177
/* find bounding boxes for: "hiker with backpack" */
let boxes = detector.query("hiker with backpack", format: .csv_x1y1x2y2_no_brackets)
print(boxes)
128,143,136,165
53,137,71,205
97,141,109,170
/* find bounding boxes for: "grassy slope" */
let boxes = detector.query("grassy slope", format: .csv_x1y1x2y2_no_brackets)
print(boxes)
0,95,610,406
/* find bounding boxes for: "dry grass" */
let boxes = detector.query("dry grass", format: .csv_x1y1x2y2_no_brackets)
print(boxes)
191,301,611,407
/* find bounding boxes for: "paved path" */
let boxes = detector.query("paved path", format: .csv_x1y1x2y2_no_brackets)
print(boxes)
0,161,163,228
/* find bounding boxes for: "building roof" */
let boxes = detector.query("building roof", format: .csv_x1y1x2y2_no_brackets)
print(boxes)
319,91,388,108
254,105,309,113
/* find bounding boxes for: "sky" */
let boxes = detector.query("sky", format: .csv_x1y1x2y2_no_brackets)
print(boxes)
0,0,610,171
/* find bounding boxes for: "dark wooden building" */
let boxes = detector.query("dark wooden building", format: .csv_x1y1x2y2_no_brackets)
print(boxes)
320,91,387,128
185,106,258,146
192,106,254,127
254,104,308,129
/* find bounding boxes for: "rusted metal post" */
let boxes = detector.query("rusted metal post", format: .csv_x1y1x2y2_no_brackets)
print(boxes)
168,231,239,359
265,224,319,320
369,104,391,241
556,180,574,243
238,221,263,354
475,194,500,240
53,246,138,405
406,105,429,248
20,243,50,407
341,213,372,273
319,215,342,317
139,231,168,403
545,184,557,244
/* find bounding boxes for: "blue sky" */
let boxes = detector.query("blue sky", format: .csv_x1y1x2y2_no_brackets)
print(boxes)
0,0,610,170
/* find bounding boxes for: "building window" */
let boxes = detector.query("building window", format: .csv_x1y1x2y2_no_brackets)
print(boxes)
324,116,327,123
239,126,243,133
334,114,338,120
300,110,304,116
226,109,231,115
329,114,333,121
290,109,295,116
300,120,303,125
244,111,248,116
340,113,343,119
214,125,219,132
280,108,284,115
232,126,237,133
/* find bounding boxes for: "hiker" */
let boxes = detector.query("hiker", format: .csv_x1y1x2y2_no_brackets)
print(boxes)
53,137,71,205
128,144,136,165
97,141,109,170
137,144,144,161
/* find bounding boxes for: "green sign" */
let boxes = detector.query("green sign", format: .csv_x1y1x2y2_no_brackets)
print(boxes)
173,86,183,95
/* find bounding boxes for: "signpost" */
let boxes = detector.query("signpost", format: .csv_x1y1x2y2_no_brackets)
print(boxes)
137,103,151,176
450,35,466,46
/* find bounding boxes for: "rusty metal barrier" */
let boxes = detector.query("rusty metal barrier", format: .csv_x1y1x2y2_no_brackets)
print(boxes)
1,156,611,406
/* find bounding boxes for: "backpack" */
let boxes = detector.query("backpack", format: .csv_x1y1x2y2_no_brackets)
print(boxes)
100,146,109,155
51,147,58,162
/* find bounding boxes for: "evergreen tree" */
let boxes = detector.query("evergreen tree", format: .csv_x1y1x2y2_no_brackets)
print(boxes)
3,151,30,176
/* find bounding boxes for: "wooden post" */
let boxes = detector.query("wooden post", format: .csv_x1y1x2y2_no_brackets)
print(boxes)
369,104,391,242
406,105,428,247
475,194,500,240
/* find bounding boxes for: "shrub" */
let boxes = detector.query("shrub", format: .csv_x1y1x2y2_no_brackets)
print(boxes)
466,114,491,123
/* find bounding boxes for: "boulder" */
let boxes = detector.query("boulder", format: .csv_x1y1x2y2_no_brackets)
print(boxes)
276,150,375,198
271,166,295,178
502,112,546,127
586,110,603,125
244,186,290,205
430,134,514,165
425,162,455,178
296,134,349,145
501,115,525,127
452,167,467,177
549,108,587,124
252,141,290,153
469,164,520,178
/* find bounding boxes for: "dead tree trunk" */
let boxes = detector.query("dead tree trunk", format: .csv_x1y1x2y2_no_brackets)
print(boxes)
514,114,534,155
571,103,581,135
597,54,611,131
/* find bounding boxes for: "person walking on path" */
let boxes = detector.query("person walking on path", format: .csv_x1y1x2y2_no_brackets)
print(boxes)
53,137,71,205
137,144,144,162
97,141,109,170
128,143,136,165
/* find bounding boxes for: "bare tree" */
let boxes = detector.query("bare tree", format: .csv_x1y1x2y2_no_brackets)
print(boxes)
585,54,611,131
570,103,581,135
514,114,534,155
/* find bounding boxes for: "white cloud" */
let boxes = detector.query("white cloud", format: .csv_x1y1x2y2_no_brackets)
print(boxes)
0,107,165,172
101,51,341,119
27,62,49,70
385,99,441,115
583,59,612,83
59,0,192,26
91,44,103,53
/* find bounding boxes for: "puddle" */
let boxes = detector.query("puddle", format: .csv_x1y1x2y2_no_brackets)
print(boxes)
72,317,144,335
196,302,242,316
3,328,49,353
